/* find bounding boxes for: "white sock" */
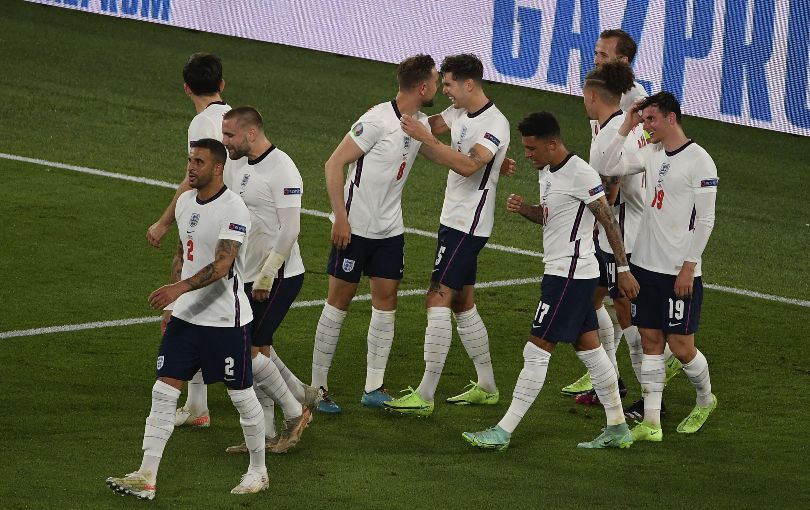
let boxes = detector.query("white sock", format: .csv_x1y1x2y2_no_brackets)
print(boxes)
455,305,496,393
498,342,550,433
184,369,207,415
254,386,276,439
253,353,301,420
311,303,347,390
664,342,674,360
415,307,452,402
596,306,618,377
269,348,306,403
683,350,713,406
623,326,643,384
228,387,266,472
577,346,625,426
365,307,395,393
641,353,666,427
613,323,623,350
139,381,181,485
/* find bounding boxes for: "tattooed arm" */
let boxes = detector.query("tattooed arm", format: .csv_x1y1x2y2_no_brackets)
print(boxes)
401,114,493,176
603,175,622,206
587,196,639,299
169,240,184,283
149,239,242,309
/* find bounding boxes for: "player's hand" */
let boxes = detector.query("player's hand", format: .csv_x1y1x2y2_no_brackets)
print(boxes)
674,262,696,299
160,310,172,336
627,98,645,125
149,282,187,310
147,220,170,248
506,194,524,214
400,114,432,142
252,287,271,302
331,216,352,250
617,271,640,300
500,157,516,177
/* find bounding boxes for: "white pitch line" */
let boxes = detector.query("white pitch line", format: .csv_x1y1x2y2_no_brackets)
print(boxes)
0,277,541,340
2,152,808,309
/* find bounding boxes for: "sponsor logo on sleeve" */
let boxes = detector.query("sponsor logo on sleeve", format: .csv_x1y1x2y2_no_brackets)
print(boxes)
228,223,247,233
700,178,719,187
588,184,605,196
283,187,302,195
352,122,363,136
483,132,500,146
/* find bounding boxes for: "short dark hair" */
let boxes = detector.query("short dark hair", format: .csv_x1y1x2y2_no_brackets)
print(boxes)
584,61,635,102
183,53,223,96
397,54,436,89
518,112,561,139
640,91,682,124
440,54,484,83
599,29,638,63
189,138,227,166
224,106,264,131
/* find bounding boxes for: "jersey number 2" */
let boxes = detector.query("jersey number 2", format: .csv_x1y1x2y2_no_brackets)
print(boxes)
396,161,406,181
186,239,194,261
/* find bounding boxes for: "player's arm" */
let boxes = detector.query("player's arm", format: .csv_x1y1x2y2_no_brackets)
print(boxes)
325,134,365,250
603,175,621,205
506,194,544,225
159,240,186,334
404,115,494,176
147,178,192,248
428,114,449,135
148,238,242,309
675,191,717,299
588,196,639,299
252,206,301,301
599,100,647,177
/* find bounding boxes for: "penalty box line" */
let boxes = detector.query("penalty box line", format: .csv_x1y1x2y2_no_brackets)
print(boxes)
3,152,810,310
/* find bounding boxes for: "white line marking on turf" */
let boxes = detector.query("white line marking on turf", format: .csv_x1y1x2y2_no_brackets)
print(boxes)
0,277,541,339
2,152,807,309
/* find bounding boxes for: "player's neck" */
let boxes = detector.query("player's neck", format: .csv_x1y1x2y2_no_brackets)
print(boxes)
395,93,421,116
661,128,689,152
464,91,490,114
596,103,621,125
192,94,223,114
196,178,225,201
548,146,570,168
248,138,273,160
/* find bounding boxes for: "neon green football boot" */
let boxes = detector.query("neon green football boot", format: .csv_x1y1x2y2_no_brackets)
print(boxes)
561,372,592,395
383,387,434,416
665,356,683,384
630,420,663,442
446,381,499,405
677,394,717,434
577,423,633,449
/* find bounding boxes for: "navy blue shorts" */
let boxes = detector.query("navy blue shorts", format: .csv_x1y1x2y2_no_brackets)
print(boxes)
432,225,488,291
598,248,632,299
156,316,253,390
630,263,703,334
246,273,304,347
530,275,599,344
326,233,404,283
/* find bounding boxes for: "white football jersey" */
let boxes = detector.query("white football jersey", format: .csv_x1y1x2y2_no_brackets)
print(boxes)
225,146,305,282
173,187,253,327
590,111,647,254
335,100,427,239
539,154,605,279
590,81,647,138
629,140,719,276
439,102,510,237
188,101,231,149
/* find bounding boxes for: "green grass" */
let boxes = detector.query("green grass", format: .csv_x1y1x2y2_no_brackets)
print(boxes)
1,1,809,508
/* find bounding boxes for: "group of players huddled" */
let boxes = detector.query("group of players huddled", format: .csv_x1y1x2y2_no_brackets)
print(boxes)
105,29,718,501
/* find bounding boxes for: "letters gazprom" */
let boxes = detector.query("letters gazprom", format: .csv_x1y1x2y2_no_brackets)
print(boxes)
491,0,810,131
42,0,171,22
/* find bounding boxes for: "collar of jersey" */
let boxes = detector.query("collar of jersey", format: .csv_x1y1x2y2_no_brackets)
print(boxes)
467,100,494,118
665,139,694,157
390,99,403,119
600,109,623,130
196,185,228,205
248,145,276,165
549,152,575,173
206,100,227,108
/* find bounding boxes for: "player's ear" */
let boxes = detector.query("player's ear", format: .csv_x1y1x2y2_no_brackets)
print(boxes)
183,83,193,97
218,79,225,93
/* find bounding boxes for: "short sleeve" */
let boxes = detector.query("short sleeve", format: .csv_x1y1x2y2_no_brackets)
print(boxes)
188,115,218,148
691,152,719,195
271,160,304,209
348,116,385,153
218,199,250,243
475,117,509,158
440,106,459,129
574,164,605,205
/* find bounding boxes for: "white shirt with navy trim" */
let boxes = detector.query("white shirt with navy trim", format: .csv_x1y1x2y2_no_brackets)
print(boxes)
225,146,305,282
173,187,253,327
631,140,719,276
439,101,510,237
188,101,231,149
539,154,605,279
590,82,647,139
590,111,647,254
334,100,427,239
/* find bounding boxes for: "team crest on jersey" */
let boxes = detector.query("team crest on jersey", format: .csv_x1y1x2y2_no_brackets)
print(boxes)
404,136,411,150
542,179,552,201
189,213,200,228
156,355,164,370
342,258,356,272
240,173,251,193
353,123,363,136
657,162,670,184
